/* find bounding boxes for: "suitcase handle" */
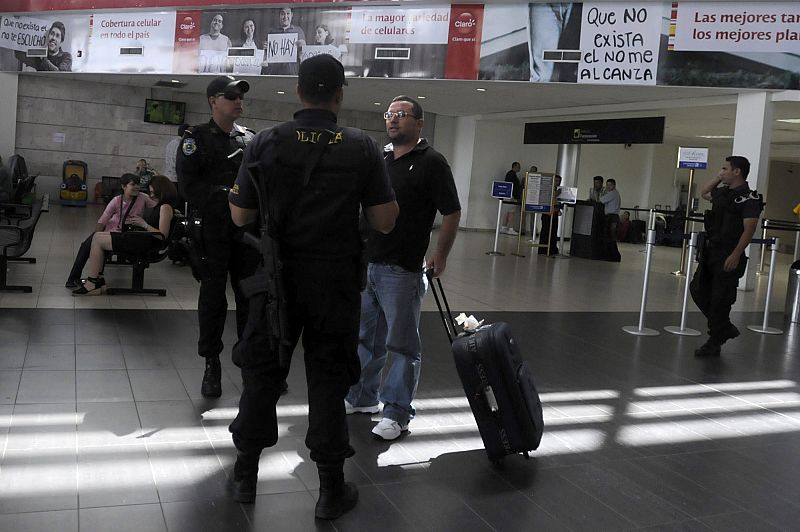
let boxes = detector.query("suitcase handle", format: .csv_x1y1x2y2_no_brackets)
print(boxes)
426,269,458,344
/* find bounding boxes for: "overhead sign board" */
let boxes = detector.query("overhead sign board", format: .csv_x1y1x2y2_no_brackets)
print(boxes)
524,116,665,145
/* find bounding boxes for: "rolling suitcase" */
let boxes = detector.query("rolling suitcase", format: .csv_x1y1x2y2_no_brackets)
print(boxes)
428,273,544,466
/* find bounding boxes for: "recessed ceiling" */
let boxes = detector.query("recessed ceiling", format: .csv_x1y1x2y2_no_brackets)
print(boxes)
30,71,800,162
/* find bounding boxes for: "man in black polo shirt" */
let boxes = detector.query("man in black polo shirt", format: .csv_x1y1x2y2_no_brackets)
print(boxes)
345,95,461,441
227,55,398,518
690,155,762,357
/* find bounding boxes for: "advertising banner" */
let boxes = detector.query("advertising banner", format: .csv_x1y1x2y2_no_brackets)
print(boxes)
444,4,484,79
0,12,89,72
87,11,176,73
349,6,451,44
578,2,663,85
672,2,800,52
172,10,200,74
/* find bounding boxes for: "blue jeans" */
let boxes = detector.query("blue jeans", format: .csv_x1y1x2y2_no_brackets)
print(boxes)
346,262,427,425
528,3,573,82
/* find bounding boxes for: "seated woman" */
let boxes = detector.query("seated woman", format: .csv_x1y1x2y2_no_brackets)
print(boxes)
66,173,157,288
73,175,177,295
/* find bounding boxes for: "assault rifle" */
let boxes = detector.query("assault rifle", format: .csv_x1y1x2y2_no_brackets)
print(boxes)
237,128,335,369
240,162,293,369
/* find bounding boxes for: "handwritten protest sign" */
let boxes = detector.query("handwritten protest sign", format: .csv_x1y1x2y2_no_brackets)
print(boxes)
0,15,49,52
578,2,662,85
265,32,298,64
232,49,264,75
300,44,343,61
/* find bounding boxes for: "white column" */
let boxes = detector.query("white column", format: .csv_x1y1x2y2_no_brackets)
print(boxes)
439,115,476,225
0,73,18,158
732,91,773,291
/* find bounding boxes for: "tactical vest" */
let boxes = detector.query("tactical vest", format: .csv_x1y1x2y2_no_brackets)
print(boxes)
706,187,762,250
260,120,372,261
191,123,253,190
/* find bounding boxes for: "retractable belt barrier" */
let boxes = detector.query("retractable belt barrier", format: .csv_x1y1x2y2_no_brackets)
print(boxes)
623,228,660,336
748,237,783,335
757,219,800,274
665,232,701,336
625,233,784,338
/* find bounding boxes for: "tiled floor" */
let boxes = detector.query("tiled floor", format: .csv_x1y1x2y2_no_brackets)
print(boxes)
0,204,798,531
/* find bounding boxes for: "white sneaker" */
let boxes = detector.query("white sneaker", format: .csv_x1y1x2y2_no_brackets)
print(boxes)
371,418,408,440
506,228,519,236
344,400,380,415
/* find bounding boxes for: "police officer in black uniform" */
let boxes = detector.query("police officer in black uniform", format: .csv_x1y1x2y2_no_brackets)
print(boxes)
176,75,258,397
690,155,762,357
227,55,398,519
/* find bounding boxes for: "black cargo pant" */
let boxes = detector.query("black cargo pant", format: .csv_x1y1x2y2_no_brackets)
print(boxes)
604,214,621,262
229,260,361,463
538,212,559,255
690,250,747,342
197,222,259,360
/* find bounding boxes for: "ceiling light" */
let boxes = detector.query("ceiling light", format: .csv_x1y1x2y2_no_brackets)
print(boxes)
476,88,486,92
696,135,734,139
777,118,800,124
276,91,285,95
373,102,381,106
417,96,426,99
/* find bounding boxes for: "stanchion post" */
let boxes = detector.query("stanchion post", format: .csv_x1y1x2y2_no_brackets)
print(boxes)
794,226,799,262
757,224,768,275
623,229,660,336
672,169,694,276
665,232,701,336
748,237,783,335
486,199,505,256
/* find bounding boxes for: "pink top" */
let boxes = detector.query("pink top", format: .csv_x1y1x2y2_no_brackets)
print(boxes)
97,193,158,231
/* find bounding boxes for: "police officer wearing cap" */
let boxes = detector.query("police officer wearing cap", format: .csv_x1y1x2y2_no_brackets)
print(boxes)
177,75,258,398
227,54,398,519
690,155,762,357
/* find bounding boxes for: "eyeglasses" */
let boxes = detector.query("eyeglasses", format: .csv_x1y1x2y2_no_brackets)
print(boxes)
215,92,244,101
383,110,417,120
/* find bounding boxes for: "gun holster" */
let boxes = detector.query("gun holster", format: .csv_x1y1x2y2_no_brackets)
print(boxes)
186,215,211,282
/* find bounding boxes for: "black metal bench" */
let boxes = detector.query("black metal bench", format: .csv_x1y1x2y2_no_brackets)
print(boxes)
0,194,49,293
103,212,183,297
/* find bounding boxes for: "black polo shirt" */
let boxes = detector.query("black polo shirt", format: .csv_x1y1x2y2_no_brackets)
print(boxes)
366,138,461,272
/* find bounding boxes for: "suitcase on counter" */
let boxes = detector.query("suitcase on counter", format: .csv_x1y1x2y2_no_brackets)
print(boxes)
428,273,544,467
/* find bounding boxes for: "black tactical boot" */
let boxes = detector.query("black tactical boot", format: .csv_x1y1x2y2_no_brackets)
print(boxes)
694,339,721,357
315,461,358,520
716,323,740,344
232,451,260,503
201,357,222,397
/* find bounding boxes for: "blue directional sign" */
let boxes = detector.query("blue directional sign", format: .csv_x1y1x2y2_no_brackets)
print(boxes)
491,181,513,199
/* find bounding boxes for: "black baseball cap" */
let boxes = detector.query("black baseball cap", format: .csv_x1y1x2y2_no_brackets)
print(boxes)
298,54,347,96
206,75,250,98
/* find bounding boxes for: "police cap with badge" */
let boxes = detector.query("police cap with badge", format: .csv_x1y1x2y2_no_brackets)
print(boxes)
181,76,251,157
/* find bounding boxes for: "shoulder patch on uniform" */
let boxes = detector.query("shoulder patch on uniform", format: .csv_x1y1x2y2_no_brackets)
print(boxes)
182,138,197,156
